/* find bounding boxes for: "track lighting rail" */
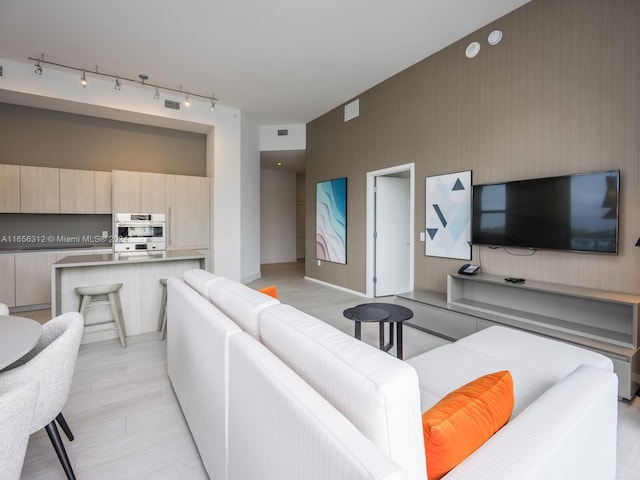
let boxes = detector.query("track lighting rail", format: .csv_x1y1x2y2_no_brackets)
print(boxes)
28,54,218,108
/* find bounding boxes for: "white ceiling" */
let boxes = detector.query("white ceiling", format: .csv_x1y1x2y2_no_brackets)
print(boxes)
0,0,530,127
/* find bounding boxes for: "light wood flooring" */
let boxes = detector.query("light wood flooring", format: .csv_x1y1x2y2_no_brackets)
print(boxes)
17,260,640,479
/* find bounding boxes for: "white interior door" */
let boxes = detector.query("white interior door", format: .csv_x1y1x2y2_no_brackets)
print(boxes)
375,176,411,296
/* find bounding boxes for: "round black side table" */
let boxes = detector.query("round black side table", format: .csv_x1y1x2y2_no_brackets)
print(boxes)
343,302,413,359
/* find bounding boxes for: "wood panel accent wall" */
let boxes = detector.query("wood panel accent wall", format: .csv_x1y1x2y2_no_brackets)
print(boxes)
0,103,206,176
306,0,640,295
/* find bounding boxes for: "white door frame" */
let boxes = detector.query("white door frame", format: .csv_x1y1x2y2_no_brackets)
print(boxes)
366,163,415,297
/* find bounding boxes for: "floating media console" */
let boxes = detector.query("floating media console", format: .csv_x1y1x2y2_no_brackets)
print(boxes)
396,273,640,399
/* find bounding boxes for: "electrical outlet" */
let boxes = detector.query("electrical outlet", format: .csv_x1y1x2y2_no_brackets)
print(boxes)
102,231,109,239
317,259,321,267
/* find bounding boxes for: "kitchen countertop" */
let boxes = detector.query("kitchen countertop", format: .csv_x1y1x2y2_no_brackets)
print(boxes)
52,249,207,268
0,246,112,255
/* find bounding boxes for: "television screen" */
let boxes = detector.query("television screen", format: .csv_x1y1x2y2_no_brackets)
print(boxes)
471,170,619,254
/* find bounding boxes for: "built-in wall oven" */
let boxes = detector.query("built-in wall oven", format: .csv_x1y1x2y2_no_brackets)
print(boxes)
114,213,166,254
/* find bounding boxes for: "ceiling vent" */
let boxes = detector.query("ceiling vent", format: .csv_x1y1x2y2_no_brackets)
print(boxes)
164,99,180,110
277,129,289,136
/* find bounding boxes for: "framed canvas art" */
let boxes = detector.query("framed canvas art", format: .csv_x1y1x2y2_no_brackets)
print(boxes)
425,170,472,260
316,177,347,264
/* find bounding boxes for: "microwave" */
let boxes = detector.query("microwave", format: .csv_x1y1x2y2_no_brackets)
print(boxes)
114,213,166,253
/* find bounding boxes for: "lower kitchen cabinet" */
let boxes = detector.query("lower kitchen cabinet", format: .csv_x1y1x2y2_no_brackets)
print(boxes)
0,255,16,307
15,252,57,307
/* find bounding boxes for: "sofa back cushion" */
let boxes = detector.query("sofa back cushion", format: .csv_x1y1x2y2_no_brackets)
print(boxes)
183,269,223,299
208,278,280,339
227,332,407,480
259,304,427,480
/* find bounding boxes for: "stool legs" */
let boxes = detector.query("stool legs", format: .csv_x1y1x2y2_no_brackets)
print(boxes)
76,284,127,348
108,292,127,347
158,282,168,340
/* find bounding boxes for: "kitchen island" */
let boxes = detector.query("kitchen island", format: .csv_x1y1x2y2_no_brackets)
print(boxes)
52,250,206,343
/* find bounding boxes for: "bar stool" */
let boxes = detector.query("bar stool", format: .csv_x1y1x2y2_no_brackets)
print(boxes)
75,283,127,347
158,278,167,340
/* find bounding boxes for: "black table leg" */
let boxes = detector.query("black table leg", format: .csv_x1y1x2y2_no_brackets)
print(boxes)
396,323,403,360
354,320,362,340
380,322,395,353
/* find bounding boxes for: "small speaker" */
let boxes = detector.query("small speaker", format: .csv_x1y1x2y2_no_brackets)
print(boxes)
277,129,288,136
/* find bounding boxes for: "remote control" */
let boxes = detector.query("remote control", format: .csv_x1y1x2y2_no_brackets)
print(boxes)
505,277,525,283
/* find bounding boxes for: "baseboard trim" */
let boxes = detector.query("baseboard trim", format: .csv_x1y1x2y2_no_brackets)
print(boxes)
303,276,370,298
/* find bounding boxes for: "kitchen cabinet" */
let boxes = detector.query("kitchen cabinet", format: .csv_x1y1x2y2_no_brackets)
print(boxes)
112,170,141,213
94,171,112,214
20,166,60,213
60,169,95,213
0,255,16,307
166,174,210,249
0,164,21,212
15,252,57,306
140,172,166,213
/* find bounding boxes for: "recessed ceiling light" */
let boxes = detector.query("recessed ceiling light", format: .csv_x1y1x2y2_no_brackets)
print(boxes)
488,30,503,46
465,42,481,58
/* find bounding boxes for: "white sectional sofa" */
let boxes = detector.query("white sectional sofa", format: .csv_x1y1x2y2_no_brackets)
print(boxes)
167,270,618,480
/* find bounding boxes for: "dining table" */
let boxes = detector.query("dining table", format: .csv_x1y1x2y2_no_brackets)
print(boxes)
0,315,43,370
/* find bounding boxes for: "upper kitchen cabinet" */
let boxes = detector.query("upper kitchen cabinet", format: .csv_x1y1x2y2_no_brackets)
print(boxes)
0,164,21,212
20,166,60,213
60,169,95,213
112,170,166,214
166,174,210,249
94,171,112,214
140,172,166,214
112,170,141,213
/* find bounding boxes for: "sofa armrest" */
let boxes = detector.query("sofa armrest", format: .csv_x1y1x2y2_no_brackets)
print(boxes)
444,364,618,480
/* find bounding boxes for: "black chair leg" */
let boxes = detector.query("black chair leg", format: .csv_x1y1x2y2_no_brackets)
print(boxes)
56,412,74,441
45,420,77,480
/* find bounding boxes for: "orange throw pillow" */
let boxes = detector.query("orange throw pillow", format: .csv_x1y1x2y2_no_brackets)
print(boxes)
259,285,279,299
422,370,514,480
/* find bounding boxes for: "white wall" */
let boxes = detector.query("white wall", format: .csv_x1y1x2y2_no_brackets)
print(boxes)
260,169,297,264
240,114,262,282
259,124,306,151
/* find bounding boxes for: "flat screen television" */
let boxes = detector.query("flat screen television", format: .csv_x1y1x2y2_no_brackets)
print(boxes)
471,170,619,254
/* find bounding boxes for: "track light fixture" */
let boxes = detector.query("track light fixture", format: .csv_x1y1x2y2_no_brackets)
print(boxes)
27,54,219,110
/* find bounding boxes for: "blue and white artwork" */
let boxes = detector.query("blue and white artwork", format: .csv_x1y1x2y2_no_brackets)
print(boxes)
316,177,347,264
425,171,472,260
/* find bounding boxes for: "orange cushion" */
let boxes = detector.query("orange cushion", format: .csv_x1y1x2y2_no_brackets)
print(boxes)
422,370,514,480
258,285,279,299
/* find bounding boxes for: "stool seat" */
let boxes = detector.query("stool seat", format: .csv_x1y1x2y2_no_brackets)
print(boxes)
75,283,127,347
75,283,123,296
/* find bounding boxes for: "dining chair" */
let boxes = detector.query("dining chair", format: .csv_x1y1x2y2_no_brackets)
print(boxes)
0,312,84,480
0,302,9,315
0,382,39,480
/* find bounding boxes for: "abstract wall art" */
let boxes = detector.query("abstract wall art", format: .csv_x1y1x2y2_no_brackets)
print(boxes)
425,170,472,260
316,177,347,264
